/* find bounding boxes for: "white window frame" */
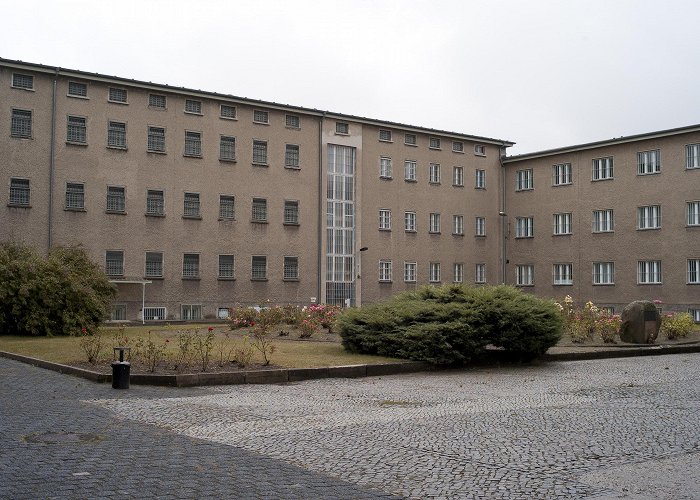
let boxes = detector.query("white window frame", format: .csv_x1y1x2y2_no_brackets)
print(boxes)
637,205,662,230
453,263,464,283
515,217,534,238
252,198,267,222
379,260,392,282
429,262,441,283
106,186,126,213
686,144,700,170
108,87,128,104
404,262,417,283
475,216,485,236
379,209,392,230
185,99,202,114
143,307,167,321
149,94,167,109
592,209,614,233
593,262,615,285
429,213,441,233
253,109,269,124
252,140,268,165
474,144,486,156
11,109,32,138
553,263,573,285
429,137,441,150
105,250,124,277
429,163,441,184
68,81,88,98
67,115,87,144
285,114,300,128
453,215,464,235
146,190,164,216
181,304,203,320
404,133,417,146
404,211,416,232
592,157,614,181
475,263,486,284
637,260,662,284
475,169,485,189
285,144,300,168
284,200,299,225
335,122,349,135
145,252,163,278
553,212,572,235
107,121,127,149
220,104,237,119
516,265,534,286
688,201,700,226
453,166,464,186
452,141,464,153
404,160,417,181
147,126,165,153
65,182,85,210
689,309,700,323
552,163,572,186
516,169,533,191
284,256,299,280
184,131,202,157
12,73,34,90
637,149,661,175
219,135,236,161
688,259,700,284
219,195,235,220
379,156,392,178
379,129,392,142
183,192,200,218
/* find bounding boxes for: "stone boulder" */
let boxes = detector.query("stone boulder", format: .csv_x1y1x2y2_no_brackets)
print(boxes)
619,301,661,344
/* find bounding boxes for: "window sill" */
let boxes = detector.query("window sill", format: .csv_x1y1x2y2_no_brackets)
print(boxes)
404,179,417,183
12,86,35,92
64,207,86,212
148,106,167,111
183,154,203,159
108,100,128,105
67,94,89,100
404,143,418,147
251,220,268,224
335,132,349,136
475,186,486,190
474,234,486,238
637,283,662,286
145,276,164,280
253,121,270,126
592,231,615,234
147,150,167,155
182,277,201,281
553,233,573,237
379,280,393,284
219,158,237,163
217,277,236,281
514,236,534,239
637,171,661,176
452,233,465,237
252,163,269,167
452,184,464,188
592,283,615,286
283,222,300,227
106,210,127,215
145,213,165,218
429,182,441,186
7,203,31,208
591,178,614,182
474,153,486,157
283,278,300,282
11,135,33,140
285,126,301,131
452,150,465,154
251,278,268,282
378,228,391,232
429,231,441,235
184,111,203,116
553,283,573,286
219,116,238,121
107,145,128,151
379,139,393,143
429,147,442,151
379,176,393,180
218,217,236,222
515,188,533,192
516,284,534,287
637,227,661,231
285,166,301,171
552,183,572,187
405,230,417,233
66,141,87,147
182,215,202,220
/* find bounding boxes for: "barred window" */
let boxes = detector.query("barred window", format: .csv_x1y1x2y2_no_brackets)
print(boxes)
253,140,268,165
553,263,573,285
181,305,202,320
220,136,236,161
379,209,391,230
687,259,700,284
453,166,464,186
108,121,126,148
182,254,200,278
111,305,127,321
284,256,299,280
106,186,125,213
452,141,464,153
68,81,87,97
251,256,267,280
515,217,534,238
404,133,417,146
184,131,202,157
475,169,486,189
145,252,163,278
379,260,392,282
553,213,572,235
219,195,235,220
284,200,299,225
592,157,614,180
593,262,614,285
220,104,236,119
429,137,441,149
429,262,441,282
404,262,417,282
637,260,661,284
252,198,267,222
108,87,127,103
552,163,572,186
11,109,32,138
253,110,269,124
285,114,300,128
404,160,417,181
475,264,486,284
219,255,235,279
637,150,661,175
105,251,124,276
146,190,164,216
183,192,200,218
185,99,202,114
474,144,486,156
12,73,33,90
147,127,165,152
285,144,300,168
149,94,166,109
516,265,534,286
380,157,392,178
9,178,30,206
65,183,85,210
637,205,661,230
336,122,349,134
593,209,614,232
67,116,87,144
379,129,392,142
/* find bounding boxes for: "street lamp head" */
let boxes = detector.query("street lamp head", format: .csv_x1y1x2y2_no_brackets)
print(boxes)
498,211,507,217
359,246,369,252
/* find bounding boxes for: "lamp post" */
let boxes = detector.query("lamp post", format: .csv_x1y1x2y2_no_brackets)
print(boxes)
355,246,368,307
498,212,507,285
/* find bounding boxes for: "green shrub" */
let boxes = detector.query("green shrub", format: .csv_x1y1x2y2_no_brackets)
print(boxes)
338,284,563,365
660,313,695,340
0,243,116,336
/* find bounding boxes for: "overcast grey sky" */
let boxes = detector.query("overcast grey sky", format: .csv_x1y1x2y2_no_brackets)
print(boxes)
3,0,699,154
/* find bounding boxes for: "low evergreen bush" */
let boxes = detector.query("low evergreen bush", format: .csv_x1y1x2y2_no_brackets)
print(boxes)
338,284,562,365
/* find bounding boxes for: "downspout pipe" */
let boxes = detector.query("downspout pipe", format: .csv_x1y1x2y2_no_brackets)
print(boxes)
317,112,326,304
498,144,508,285
47,67,59,251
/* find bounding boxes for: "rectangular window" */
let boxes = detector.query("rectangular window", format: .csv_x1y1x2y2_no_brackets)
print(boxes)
686,144,700,169
9,178,30,206
453,166,464,186
68,81,87,97
149,94,166,109
185,99,202,114
284,200,299,225
405,211,416,232
516,265,534,286
379,260,392,282
253,140,268,165
553,213,572,235
146,190,164,216
12,73,33,90
404,262,417,283
65,183,85,210
111,304,127,321
143,307,166,321
593,209,614,233
404,133,417,146
429,137,441,149
183,192,200,218
429,213,441,233
252,197,267,222
474,144,486,156
552,163,572,186
219,195,235,220
182,254,200,278
11,109,32,138
637,150,661,175
106,186,125,213
593,262,615,285
637,205,662,230
429,163,441,184
181,305,202,320
285,144,300,168
145,252,163,278
379,209,392,230
688,259,700,284
404,160,417,181
251,256,267,280
379,129,392,142
690,309,700,323
107,121,126,148
380,156,392,178
592,157,614,180
453,263,464,283
253,109,269,124
453,215,464,235
516,169,533,191
515,217,534,238
219,255,235,279
218,307,232,320
429,262,441,283
220,136,236,161
475,169,486,189
184,131,202,157
553,263,573,285
220,104,236,119
475,263,486,284
108,87,127,103
105,251,124,277
475,216,485,236
336,122,349,134
637,260,661,284
284,256,299,280
67,116,87,144
452,141,464,153
285,114,300,128
147,126,165,152
688,201,700,226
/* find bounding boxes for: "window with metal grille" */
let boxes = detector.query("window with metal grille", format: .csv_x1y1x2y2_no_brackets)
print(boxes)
474,144,486,156
68,81,87,97
252,198,267,222
65,183,85,209
182,254,200,278
11,109,32,138
637,260,661,284
284,200,299,225
553,213,572,235
475,263,486,283
379,260,392,282
452,141,464,153
220,104,236,119
284,256,299,280
453,166,464,186
516,169,533,190
183,192,200,217
593,209,614,232
453,215,464,235
474,216,485,236
515,217,533,238
146,190,164,216
452,263,463,283
429,163,441,183
379,129,392,142
687,144,700,169
111,304,127,321
404,133,417,146
218,307,232,319
429,262,441,282
252,140,268,165
145,252,163,278
404,262,416,282
379,157,392,178
404,160,416,181
688,201,700,226
181,304,202,320
149,94,166,108
12,73,33,90
285,114,300,128
637,150,661,175
516,265,534,286
253,109,269,124
220,136,236,161
429,137,441,149
552,163,572,185
105,251,124,276
185,99,202,114
67,116,86,143
147,127,165,152
637,205,661,230
143,307,166,321
475,169,486,189
687,259,700,284
592,262,615,285
429,213,441,233
592,157,614,180
553,263,573,285
219,195,235,220
106,186,125,213
285,144,300,168
404,211,416,232
184,131,202,156
108,87,127,103
335,122,349,134
108,121,126,148
219,255,234,279
251,256,267,280
9,178,30,206
378,209,391,230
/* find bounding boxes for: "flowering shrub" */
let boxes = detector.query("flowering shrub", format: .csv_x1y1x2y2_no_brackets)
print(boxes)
79,326,103,364
596,314,621,343
554,296,620,343
308,304,341,332
660,313,695,340
229,308,258,329
298,317,319,338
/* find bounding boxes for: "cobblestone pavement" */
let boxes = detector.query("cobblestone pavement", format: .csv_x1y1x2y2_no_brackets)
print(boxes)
3,355,700,499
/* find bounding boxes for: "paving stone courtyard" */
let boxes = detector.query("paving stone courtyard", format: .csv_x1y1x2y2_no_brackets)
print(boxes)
2,354,700,499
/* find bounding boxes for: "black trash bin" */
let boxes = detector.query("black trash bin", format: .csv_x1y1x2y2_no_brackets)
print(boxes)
112,347,131,389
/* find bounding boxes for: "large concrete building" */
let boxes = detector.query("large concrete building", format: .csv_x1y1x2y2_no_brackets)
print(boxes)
2,58,699,323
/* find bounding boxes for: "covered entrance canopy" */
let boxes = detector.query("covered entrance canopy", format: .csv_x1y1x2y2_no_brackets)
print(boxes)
108,277,152,324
